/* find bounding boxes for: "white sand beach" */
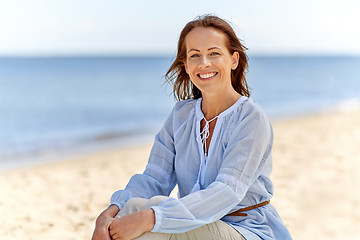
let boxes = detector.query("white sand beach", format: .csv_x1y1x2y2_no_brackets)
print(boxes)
1,110,360,240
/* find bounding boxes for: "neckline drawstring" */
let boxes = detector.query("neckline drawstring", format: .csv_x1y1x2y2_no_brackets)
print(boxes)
196,115,218,156
191,115,218,194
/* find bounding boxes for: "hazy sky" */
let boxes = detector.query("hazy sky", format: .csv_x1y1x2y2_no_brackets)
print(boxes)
1,0,359,56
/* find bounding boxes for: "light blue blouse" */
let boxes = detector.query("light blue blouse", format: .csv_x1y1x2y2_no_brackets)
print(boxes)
110,97,292,240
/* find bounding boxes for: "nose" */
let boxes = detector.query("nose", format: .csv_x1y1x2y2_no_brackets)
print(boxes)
199,55,211,69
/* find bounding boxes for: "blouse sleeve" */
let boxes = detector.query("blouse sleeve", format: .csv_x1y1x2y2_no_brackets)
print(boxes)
150,103,273,233
216,103,273,200
109,108,177,210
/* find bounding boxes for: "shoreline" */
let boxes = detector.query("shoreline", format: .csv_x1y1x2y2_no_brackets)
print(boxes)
1,109,360,239
0,132,155,172
2,99,359,172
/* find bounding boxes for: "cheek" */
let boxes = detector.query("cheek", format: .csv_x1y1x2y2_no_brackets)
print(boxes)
184,60,195,75
219,59,233,72
185,62,196,75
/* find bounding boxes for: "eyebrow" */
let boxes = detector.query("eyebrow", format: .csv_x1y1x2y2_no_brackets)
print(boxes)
187,47,222,54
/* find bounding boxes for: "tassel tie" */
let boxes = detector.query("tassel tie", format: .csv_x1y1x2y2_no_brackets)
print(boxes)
191,116,218,193
196,115,218,156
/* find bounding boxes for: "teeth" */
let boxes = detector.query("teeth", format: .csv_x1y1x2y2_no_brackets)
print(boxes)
199,72,216,79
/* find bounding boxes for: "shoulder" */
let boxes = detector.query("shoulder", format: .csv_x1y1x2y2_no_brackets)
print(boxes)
172,99,197,114
229,97,268,122
166,99,197,133
171,99,197,120
228,97,272,133
225,97,273,144
219,97,268,122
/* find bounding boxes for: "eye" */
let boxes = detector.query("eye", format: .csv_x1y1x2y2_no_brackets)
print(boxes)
190,53,200,58
210,52,220,56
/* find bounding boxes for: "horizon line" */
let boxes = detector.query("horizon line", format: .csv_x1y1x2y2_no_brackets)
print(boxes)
1,53,359,58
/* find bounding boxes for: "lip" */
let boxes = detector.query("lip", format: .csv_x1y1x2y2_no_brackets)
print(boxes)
197,72,218,80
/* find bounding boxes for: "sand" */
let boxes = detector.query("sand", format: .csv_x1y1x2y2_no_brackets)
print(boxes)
1,110,360,240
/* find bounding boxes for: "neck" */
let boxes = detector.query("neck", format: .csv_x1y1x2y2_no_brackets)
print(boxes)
201,89,241,120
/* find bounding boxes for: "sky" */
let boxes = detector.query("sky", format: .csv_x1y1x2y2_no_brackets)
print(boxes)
0,0,359,56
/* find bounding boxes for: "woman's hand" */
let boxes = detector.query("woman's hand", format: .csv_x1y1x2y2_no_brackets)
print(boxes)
92,205,119,240
109,209,155,240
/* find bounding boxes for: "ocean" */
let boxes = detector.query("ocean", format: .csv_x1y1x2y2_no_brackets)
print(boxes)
1,56,360,169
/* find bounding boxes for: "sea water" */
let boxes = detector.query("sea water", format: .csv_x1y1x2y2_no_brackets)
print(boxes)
1,56,359,169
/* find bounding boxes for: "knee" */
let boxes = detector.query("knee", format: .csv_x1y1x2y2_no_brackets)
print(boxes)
142,195,169,210
149,195,169,204
117,198,148,217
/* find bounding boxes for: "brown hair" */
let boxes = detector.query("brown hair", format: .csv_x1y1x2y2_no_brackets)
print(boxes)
165,14,250,100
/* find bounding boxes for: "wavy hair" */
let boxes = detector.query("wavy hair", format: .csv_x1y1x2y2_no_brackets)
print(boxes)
165,15,250,100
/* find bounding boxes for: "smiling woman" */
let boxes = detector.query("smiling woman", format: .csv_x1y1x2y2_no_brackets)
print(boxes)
92,15,292,240
166,15,250,101
184,27,240,101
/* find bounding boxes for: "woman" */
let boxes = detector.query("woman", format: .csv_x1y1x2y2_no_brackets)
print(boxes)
92,15,292,240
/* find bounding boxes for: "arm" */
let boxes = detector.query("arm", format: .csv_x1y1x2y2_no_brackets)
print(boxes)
151,182,241,233
109,209,155,240
93,107,177,239
151,105,273,233
91,205,119,240
110,107,177,210
92,125,176,239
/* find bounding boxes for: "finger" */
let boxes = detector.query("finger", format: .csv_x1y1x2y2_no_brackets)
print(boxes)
105,230,113,240
109,217,119,228
110,232,118,240
109,226,116,235
109,227,117,237
109,218,120,234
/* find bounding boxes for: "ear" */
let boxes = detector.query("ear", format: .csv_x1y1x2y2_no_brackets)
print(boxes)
231,51,240,70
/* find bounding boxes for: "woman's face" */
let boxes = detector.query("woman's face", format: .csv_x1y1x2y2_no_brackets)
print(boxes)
184,27,239,96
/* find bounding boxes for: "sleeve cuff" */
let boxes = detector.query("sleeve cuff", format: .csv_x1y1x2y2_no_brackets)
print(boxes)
150,206,162,232
108,202,123,213
109,190,133,212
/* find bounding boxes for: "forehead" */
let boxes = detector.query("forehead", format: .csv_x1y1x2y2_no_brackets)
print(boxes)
185,27,228,50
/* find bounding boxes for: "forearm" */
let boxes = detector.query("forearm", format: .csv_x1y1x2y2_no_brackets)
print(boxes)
151,182,241,233
105,204,120,218
92,205,120,240
109,209,155,240
141,209,156,232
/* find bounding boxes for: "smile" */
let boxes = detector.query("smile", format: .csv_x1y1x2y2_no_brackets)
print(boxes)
197,72,218,79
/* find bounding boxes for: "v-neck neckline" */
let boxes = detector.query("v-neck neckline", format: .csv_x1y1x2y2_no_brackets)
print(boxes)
195,96,247,120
